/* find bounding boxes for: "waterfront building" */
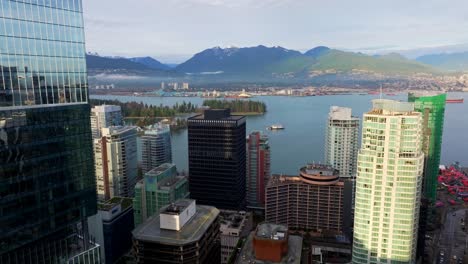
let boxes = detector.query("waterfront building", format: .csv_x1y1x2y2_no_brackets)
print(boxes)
132,199,220,263
0,1,98,262
246,132,271,209
408,92,446,201
220,210,253,263
188,109,247,209
265,164,353,236
88,197,134,264
325,106,360,178
133,163,189,226
91,105,123,139
141,123,172,174
352,99,424,264
94,126,138,200
235,223,302,264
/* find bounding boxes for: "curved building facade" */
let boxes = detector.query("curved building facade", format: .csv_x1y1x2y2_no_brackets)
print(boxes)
265,164,353,234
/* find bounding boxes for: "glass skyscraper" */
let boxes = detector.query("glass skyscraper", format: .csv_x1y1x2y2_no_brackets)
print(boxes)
188,109,246,210
0,1,97,262
408,92,446,201
352,100,424,264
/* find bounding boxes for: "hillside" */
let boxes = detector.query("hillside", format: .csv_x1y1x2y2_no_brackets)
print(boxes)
308,49,435,74
129,56,171,70
175,46,437,79
416,52,468,71
175,45,302,76
86,54,178,76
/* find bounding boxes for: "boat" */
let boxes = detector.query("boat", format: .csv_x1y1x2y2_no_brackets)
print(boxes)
267,124,285,130
446,98,464,103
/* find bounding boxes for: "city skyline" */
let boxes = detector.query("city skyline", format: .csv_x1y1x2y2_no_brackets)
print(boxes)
83,0,468,62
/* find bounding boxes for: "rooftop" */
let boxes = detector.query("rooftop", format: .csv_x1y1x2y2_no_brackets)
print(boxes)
161,199,193,215
255,223,288,241
146,163,174,176
92,105,121,113
368,99,417,115
237,229,302,264
98,197,133,211
220,210,251,234
158,176,186,191
267,174,345,188
189,109,245,121
143,123,170,135
328,106,359,121
101,125,137,136
132,203,219,246
303,164,337,176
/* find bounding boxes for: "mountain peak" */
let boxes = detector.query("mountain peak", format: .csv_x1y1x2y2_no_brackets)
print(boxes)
304,46,330,57
128,56,171,70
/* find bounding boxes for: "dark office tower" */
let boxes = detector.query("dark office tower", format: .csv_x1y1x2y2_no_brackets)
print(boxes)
188,109,246,209
246,131,270,209
0,1,97,263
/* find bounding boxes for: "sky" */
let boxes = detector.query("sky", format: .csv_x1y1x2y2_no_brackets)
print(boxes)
83,0,468,63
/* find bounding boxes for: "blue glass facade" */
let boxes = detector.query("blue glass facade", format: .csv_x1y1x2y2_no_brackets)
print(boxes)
0,0,96,262
0,0,87,107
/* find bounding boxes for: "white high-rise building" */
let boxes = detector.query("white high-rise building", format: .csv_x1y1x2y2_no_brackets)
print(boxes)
91,105,123,138
325,106,360,178
352,99,424,264
140,123,172,174
94,126,138,200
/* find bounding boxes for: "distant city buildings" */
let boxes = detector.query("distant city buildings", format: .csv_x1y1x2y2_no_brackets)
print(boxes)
352,99,424,264
236,223,302,264
140,123,172,174
408,92,446,201
88,197,134,264
133,163,189,226
246,132,271,209
220,210,253,263
325,106,360,178
188,109,247,209
265,164,353,236
94,126,138,200
91,105,123,138
132,199,220,263
183,82,190,90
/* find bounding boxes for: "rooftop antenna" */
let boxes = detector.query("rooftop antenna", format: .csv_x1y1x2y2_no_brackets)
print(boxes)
380,84,383,100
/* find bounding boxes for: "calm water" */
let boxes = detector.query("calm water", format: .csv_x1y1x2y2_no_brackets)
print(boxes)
91,92,468,175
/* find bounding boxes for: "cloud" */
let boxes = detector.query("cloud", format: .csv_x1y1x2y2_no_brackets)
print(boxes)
173,0,294,8
82,0,468,61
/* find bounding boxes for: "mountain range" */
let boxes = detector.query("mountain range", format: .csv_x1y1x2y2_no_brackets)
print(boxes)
86,46,468,81
416,52,468,71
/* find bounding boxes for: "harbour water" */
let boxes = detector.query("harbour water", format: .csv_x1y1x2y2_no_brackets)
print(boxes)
91,92,468,175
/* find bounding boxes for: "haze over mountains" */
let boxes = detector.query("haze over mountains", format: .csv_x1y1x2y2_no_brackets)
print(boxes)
86,45,468,83
416,52,468,71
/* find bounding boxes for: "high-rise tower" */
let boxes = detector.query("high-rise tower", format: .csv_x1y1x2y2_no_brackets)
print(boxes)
140,123,172,174
91,105,123,138
325,106,360,178
408,92,446,201
94,126,138,200
246,131,270,209
352,100,424,264
188,109,246,209
0,1,97,262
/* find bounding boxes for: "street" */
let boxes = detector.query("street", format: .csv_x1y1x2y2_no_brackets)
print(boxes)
437,209,467,263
